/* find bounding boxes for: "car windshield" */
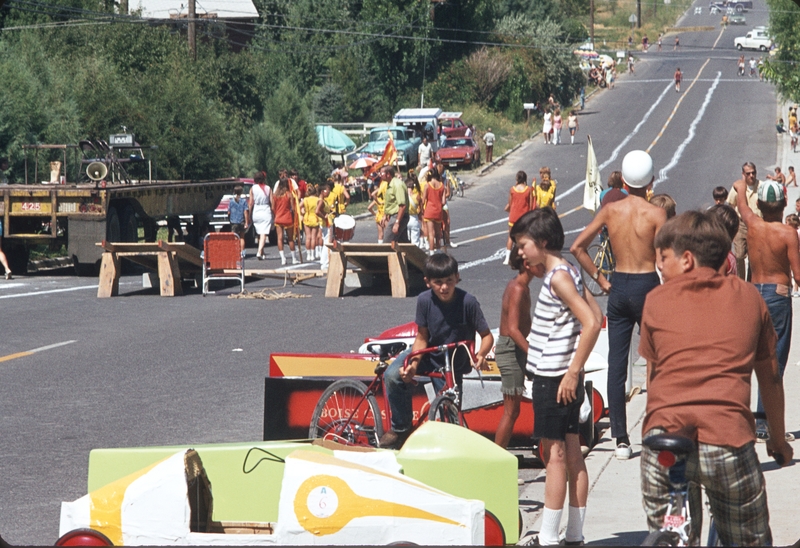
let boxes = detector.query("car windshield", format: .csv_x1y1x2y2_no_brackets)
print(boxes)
444,139,471,147
370,130,404,142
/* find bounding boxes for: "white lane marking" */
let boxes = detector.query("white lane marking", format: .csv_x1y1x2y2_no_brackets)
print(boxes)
29,340,77,353
559,81,674,200
459,248,506,270
0,283,27,290
565,227,587,235
0,284,98,299
616,78,758,84
450,218,508,234
654,71,722,186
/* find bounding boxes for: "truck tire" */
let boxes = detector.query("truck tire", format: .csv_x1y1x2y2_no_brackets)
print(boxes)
73,258,100,276
735,3,743,12
759,45,767,51
5,243,29,275
120,205,138,243
106,206,121,242
736,43,743,50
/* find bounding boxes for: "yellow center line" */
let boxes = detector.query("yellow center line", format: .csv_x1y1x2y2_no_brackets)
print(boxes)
712,24,726,50
559,205,583,217
0,351,34,363
646,58,710,154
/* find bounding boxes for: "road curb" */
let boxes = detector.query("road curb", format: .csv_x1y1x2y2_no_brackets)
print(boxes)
27,256,73,272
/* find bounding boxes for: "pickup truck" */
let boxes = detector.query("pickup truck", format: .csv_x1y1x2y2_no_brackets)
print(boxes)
362,126,421,168
709,0,752,13
735,28,772,51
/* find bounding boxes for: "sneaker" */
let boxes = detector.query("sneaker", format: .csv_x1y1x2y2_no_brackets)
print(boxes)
241,251,247,259
786,432,795,442
793,292,800,298
756,429,769,442
518,535,563,546
280,257,287,266
615,443,632,460
292,257,300,265
257,254,265,261
4,271,11,280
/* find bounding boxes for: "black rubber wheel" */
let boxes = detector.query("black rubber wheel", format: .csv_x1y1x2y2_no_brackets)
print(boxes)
120,205,138,243
72,257,100,277
735,3,743,12
428,394,462,425
580,244,606,297
641,530,681,546
309,379,383,447
737,43,743,50
759,45,767,51
4,243,29,275
106,206,121,242
142,217,158,242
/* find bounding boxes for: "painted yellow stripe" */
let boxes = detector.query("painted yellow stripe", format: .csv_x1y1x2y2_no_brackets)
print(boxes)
646,58,711,154
0,351,33,363
559,205,583,218
712,25,725,49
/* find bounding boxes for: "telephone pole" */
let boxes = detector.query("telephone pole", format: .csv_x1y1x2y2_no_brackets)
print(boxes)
120,0,128,14
637,0,642,27
590,0,595,46
188,0,196,61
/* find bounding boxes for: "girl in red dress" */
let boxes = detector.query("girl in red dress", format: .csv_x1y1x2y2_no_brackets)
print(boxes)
273,177,298,265
422,171,446,254
504,170,536,264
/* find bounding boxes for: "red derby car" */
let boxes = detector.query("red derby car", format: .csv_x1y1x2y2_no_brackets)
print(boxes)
434,137,481,169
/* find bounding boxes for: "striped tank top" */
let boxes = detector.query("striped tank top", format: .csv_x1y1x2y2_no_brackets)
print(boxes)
526,262,584,377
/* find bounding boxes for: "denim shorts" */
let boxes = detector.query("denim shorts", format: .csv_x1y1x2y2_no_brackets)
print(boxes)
532,374,584,441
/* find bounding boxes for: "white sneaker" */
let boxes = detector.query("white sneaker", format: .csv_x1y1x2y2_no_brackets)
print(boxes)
292,257,300,265
280,257,287,266
502,257,509,265
615,443,632,460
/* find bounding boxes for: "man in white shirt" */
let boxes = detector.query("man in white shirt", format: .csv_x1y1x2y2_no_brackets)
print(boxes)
483,128,496,163
418,137,432,172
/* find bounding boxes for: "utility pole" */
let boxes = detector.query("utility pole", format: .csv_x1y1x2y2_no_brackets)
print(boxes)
188,0,196,61
637,0,642,27
590,0,595,46
120,0,128,14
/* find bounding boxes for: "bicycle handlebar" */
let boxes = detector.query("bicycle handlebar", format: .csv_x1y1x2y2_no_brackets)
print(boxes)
402,340,476,368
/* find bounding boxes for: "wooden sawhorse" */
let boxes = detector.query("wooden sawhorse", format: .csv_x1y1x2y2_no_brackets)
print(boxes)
325,243,428,298
97,241,203,297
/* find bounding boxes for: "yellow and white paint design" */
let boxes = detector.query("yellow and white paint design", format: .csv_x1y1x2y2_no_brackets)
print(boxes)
275,450,483,545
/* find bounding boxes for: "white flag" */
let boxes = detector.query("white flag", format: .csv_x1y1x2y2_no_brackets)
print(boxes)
584,135,601,212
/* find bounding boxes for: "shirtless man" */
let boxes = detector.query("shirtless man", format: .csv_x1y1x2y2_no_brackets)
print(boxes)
733,178,800,441
727,162,762,280
766,166,786,185
571,150,667,460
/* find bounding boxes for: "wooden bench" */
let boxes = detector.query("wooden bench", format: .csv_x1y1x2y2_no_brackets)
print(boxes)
325,243,428,298
97,241,203,298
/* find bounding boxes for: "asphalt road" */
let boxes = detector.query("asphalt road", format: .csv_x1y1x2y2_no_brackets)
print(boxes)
0,0,781,543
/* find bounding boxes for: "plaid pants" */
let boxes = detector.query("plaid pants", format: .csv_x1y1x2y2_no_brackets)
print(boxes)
641,428,772,546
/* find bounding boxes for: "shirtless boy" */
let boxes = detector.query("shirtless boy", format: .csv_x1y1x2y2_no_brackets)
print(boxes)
571,150,667,459
734,178,800,441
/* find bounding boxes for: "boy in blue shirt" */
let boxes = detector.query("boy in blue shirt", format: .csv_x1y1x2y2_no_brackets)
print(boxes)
228,185,250,258
380,254,493,448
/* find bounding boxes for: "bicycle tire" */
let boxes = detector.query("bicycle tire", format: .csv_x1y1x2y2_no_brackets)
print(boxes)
581,243,606,297
309,379,383,447
428,394,463,425
640,530,681,546
458,184,465,198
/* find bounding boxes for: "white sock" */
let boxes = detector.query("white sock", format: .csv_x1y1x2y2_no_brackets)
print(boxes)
571,135,574,144
539,507,563,545
315,246,321,258
279,250,286,260
378,239,384,244
565,506,586,544
291,250,296,260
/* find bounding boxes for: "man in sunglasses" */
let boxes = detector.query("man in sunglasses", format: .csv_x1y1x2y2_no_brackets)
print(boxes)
727,162,762,279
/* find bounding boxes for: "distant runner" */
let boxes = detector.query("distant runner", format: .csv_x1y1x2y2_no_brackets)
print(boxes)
674,67,682,92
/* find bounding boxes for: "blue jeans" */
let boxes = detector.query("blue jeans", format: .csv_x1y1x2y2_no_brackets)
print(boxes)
606,272,661,439
385,349,446,432
754,284,792,422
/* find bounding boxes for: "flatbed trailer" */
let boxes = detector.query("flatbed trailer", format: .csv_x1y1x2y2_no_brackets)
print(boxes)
0,178,239,275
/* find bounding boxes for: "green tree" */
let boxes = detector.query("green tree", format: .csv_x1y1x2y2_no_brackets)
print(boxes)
762,0,800,101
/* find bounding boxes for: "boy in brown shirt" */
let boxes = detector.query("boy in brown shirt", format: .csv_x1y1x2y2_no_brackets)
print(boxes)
639,211,791,546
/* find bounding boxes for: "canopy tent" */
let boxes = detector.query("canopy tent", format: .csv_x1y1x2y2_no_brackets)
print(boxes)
315,126,357,154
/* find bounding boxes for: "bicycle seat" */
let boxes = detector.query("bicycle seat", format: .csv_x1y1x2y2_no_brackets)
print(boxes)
643,427,697,457
366,342,407,361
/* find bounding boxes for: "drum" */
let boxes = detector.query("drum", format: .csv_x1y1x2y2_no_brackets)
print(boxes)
333,214,356,242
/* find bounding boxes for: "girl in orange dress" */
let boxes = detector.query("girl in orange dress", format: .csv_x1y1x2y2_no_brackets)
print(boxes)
273,177,298,265
504,170,536,264
422,170,446,254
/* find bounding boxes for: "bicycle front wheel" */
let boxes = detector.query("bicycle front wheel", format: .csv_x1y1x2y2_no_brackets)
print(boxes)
309,379,383,447
428,394,463,426
641,530,681,546
581,244,606,297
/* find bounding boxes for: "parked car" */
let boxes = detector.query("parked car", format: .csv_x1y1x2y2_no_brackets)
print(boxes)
434,137,482,169
709,0,752,12
363,126,421,168
438,112,471,138
728,13,746,24
735,28,772,50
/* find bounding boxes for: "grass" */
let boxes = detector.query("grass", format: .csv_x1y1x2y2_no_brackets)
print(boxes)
460,104,542,159
591,0,695,53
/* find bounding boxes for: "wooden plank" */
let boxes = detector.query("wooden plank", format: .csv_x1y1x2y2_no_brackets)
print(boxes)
97,241,163,253
395,243,429,272
157,251,183,296
324,250,347,298
158,240,203,267
97,252,120,298
387,251,408,298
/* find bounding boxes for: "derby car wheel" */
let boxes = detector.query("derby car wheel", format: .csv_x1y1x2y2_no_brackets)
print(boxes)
55,528,113,546
485,509,506,546
309,379,383,447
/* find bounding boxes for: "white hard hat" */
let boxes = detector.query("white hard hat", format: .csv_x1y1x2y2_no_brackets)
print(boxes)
621,150,654,188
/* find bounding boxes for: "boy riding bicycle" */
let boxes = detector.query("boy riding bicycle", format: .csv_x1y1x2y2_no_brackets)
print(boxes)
379,254,493,449
639,211,792,546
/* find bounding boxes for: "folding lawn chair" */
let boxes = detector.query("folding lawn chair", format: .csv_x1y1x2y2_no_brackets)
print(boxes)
202,232,245,296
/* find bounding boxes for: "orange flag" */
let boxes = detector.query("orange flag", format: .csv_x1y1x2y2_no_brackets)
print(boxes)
368,131,398,176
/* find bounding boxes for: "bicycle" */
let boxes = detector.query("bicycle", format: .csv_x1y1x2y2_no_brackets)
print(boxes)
308,340,478,447
580,227,615,297
641,414,784,546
